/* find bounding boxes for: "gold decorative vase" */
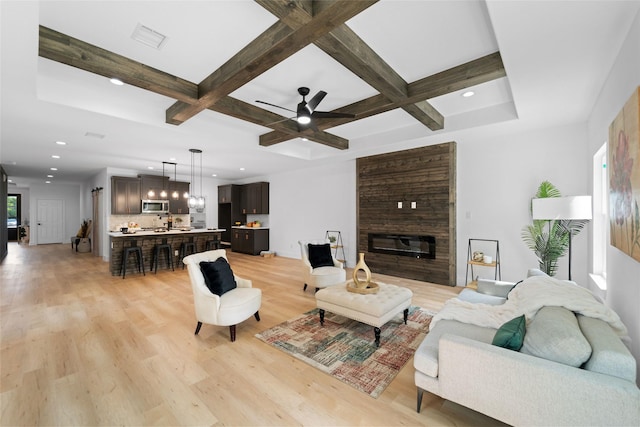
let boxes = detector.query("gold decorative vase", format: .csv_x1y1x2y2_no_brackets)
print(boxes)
352,252,372,289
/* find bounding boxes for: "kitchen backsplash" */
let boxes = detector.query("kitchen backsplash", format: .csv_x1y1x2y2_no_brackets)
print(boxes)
109,214,190,231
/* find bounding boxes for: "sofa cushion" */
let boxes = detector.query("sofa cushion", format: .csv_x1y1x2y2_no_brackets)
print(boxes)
521,306,592,367
577,314,636,382
492,315,526,351
200,258,237,296
414,320,496,378
308,243,334,268
477,279,516,298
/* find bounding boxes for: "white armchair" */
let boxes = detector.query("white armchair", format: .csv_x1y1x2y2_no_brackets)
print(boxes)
299,240,346,292
183,249,262,341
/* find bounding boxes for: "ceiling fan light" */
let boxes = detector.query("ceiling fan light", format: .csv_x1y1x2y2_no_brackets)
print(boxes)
297,115,311,124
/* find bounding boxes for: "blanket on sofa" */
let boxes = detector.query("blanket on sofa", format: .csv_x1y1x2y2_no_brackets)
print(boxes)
431,275,628,336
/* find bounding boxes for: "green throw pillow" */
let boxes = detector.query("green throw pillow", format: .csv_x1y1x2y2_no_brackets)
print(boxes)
492,315,526,351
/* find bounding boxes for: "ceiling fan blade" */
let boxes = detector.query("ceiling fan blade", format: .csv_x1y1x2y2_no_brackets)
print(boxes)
307,90,327,111
312,111,355,119
256,100,296,114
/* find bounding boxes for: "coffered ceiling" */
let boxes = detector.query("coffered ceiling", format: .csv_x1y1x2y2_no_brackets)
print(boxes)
1,1,638,185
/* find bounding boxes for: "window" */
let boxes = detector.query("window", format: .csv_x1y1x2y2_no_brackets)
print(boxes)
7,194,19,227
591,143,608,290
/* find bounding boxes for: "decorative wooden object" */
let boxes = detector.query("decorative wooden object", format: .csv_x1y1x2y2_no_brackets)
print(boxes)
352,252,372,288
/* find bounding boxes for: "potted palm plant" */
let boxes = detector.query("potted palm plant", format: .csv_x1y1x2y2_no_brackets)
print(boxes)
521,181,587,276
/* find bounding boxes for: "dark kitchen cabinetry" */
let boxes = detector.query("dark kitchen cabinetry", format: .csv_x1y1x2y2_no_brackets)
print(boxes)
169,181,190,214
111,176,141,214
241,182,269,214
218,184,244,245
218,184,233,203
140,174,169,200
231,228,269,255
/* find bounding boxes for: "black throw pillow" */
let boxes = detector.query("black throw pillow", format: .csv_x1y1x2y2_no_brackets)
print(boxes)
199,258,237,296
308,243,334,268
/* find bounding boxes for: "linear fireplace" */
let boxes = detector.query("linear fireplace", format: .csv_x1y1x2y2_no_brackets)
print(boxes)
368,233,436,259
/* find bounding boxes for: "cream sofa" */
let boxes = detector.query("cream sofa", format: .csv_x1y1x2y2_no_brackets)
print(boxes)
414,273,640,426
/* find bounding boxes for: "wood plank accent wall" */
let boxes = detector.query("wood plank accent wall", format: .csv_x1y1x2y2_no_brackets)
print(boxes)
357,142,456,286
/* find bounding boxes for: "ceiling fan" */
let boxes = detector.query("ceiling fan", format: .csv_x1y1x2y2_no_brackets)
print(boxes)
256,87,355,129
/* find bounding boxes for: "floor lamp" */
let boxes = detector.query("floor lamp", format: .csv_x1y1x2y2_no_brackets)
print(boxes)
532,196,592,281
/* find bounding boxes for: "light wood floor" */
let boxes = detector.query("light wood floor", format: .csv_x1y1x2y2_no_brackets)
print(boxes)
1,242,506,426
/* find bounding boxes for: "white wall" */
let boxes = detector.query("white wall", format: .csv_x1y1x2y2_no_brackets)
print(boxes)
587,9,640,383
266,161,357,265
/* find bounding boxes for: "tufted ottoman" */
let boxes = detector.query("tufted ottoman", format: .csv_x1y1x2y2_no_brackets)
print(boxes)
315,282,413,346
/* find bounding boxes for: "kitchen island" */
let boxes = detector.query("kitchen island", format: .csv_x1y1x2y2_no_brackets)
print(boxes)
108,228,224,276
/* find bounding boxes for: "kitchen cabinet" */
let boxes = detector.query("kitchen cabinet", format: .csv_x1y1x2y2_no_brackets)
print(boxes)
111,176,141,214
169,181,190,214
140,174,169,200
231,227,269,255
218,184,233,203
218,185,244,245
241,182,269,214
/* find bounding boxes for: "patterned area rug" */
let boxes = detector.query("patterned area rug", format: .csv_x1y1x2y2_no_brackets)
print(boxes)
255,307,434,398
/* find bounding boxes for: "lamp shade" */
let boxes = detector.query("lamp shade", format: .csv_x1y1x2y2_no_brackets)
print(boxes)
532,196,592,220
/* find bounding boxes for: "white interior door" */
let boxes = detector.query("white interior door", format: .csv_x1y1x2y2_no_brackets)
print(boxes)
37,199,64,244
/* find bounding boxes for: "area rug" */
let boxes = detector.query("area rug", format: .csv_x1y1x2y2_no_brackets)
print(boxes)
255,306,434,398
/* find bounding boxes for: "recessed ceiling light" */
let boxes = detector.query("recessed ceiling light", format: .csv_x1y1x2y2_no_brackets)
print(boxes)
55,141,67,145
51,155,60,159
147,166,154,170
239,168,245,171
169,157,176,161
211,174,217,177
50,167,57,171
45,181,51,184
302,137,308,141
47,175,53,178
462,91,475,98
131,23,168,49
110,78,124,86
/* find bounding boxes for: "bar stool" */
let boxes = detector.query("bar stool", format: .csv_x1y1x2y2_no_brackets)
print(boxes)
121,239,145,279
179,236,197,269
204,235,221,251
151,237,174,273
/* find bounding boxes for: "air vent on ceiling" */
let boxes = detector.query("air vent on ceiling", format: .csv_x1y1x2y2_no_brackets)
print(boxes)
85,132,105,139
131,23,168,50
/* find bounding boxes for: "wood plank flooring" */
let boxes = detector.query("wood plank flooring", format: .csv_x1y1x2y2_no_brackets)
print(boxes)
1,243,506,426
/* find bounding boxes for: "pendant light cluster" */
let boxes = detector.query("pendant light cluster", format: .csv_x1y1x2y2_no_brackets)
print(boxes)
188,148,205,211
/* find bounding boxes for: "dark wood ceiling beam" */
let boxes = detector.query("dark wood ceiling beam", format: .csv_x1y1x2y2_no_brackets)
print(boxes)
38,26,198,103
257,0,445,132
259,51,506,146
165,0,378,125
39,25,347,148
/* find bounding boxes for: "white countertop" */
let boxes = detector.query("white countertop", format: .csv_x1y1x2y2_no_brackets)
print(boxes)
231,226,269,230
108,228,225,237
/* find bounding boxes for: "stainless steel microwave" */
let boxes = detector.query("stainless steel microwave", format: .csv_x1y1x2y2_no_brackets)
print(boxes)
141,200,169,214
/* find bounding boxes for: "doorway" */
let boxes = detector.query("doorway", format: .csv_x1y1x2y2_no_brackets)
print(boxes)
37,199,64,244
7,194,20,241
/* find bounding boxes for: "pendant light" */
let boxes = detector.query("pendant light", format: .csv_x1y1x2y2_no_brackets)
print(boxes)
160,162,168,199
171,162,179,200
188,148,205,211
